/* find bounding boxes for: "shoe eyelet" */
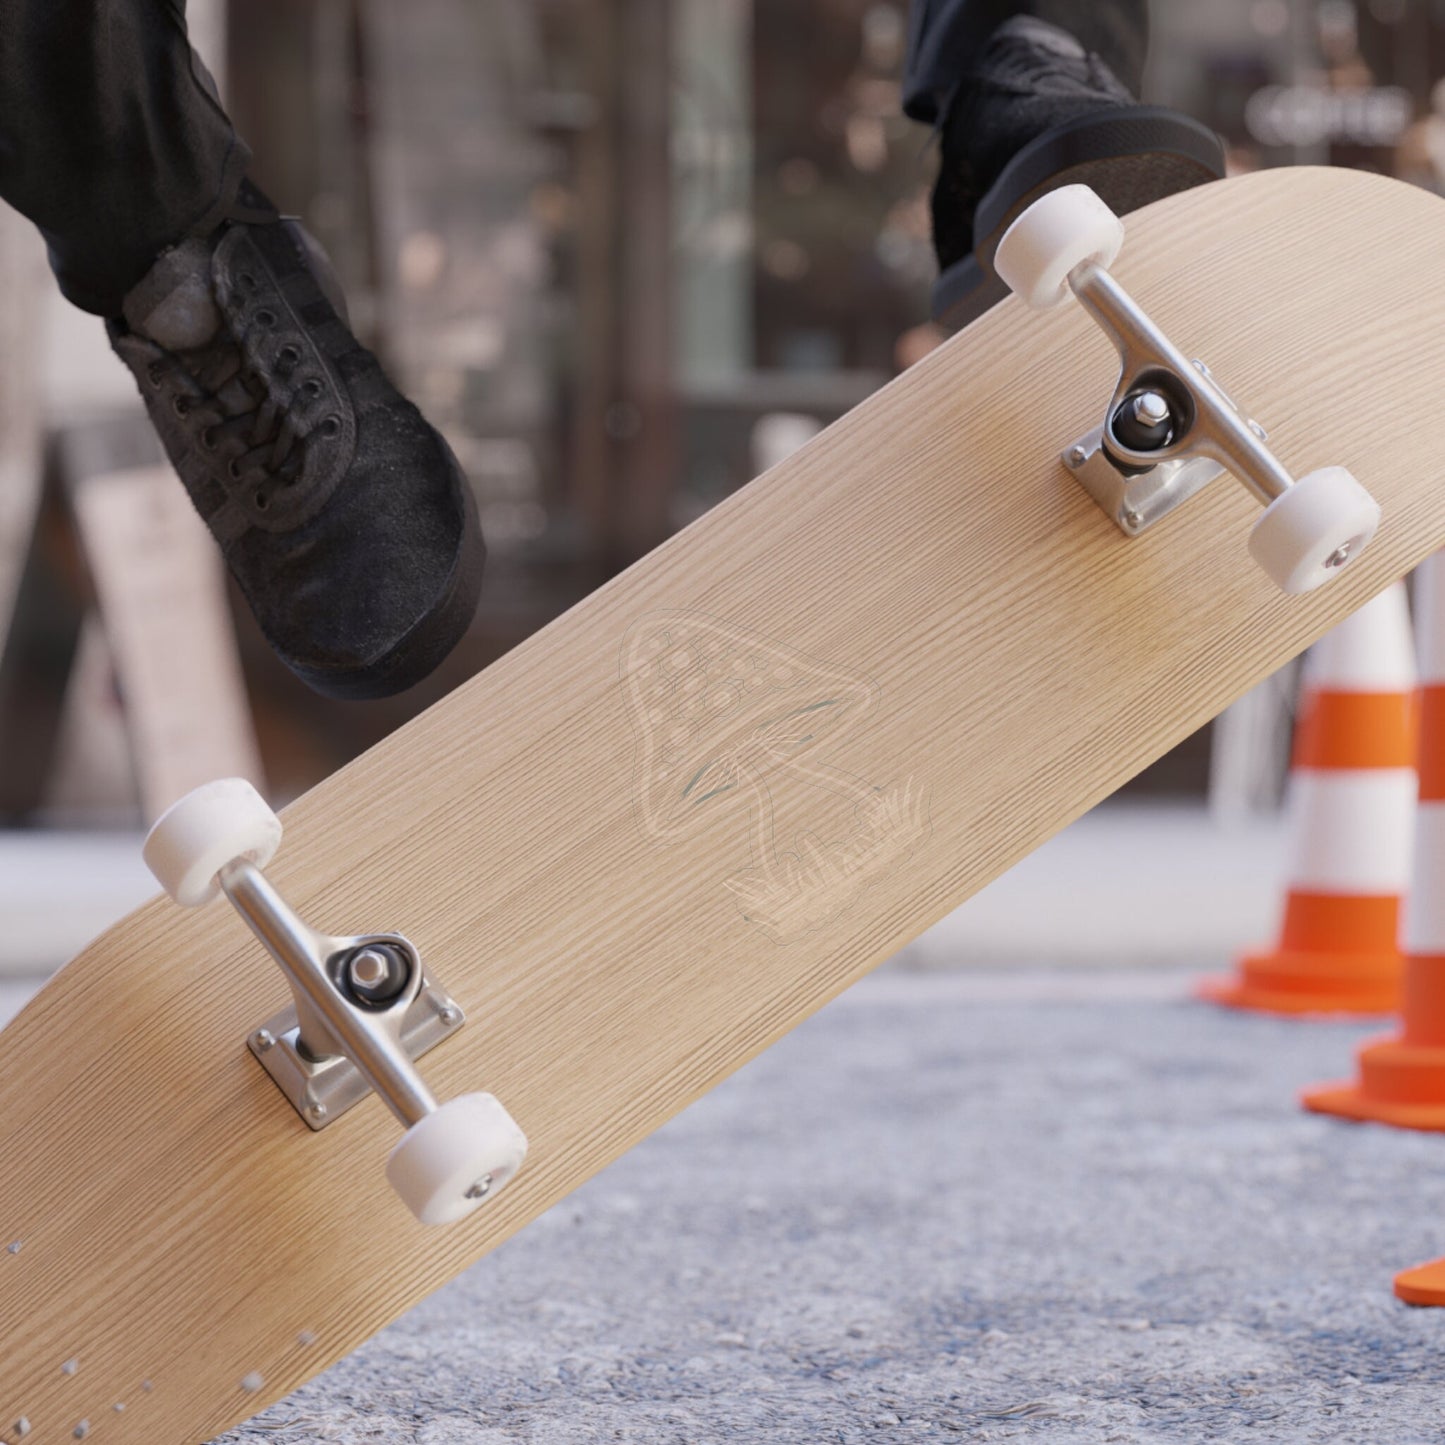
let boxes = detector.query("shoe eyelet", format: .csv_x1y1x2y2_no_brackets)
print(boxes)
255,308,276,327
200,426,217,451
301,378,324,400
238,270,257,290
253,491,270,511
172,396,191,417
277,344,301,370
227,458,242,481
146,363,164,388
318,415,341,439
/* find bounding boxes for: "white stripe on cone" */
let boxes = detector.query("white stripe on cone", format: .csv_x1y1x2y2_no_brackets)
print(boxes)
1285,769,1418,895
1416,555,1445,685
1280,579,1415,900
1405,554,1445,952
1403,802,1445,954
1302,582,1414,691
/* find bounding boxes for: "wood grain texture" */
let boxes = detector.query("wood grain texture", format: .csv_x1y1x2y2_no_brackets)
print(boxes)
5,167,1445,1443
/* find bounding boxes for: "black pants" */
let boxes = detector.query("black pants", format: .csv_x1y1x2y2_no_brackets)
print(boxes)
0,0,247,315
903,0,1150,125
0,0,1147,317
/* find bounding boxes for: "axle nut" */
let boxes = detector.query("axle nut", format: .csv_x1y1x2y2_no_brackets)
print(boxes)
341,943,411,1005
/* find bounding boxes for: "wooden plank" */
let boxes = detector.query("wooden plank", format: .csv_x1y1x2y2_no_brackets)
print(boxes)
3,168,1445,1442
69,465,264,820
39,617,140,825
0,479,89,820
0,208,46,640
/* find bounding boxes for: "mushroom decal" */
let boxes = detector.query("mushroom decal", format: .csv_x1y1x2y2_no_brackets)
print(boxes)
620,611,930,941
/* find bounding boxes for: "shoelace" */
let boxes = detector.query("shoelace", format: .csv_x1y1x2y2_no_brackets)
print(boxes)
151,329,324,507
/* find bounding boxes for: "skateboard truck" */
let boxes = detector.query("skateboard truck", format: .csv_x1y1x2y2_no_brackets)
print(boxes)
994,185,1382,594
143,779,528,1226
228,879,461,1137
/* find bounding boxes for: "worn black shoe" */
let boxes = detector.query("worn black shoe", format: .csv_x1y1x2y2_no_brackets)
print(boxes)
107,181,484,700
930,15,1224,329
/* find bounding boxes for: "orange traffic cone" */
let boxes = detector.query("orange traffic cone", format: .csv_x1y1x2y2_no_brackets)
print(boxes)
1198,583,1416,1015
1395,1258,1445,1306
1305,555,1445,1125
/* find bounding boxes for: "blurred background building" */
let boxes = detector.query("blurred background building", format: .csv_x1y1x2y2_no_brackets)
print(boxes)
0,0,1441,961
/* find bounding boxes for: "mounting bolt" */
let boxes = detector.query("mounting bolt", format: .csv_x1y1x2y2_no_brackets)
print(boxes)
465,1174,494,1202
307,1102,328,1123
1324,543,1353,570
440,1006,461,1027
1122,508,1144,530
253,1029,275,1053
1067,445,1088,467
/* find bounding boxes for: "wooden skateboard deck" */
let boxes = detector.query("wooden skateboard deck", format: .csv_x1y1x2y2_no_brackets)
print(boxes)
6,166,1445,1442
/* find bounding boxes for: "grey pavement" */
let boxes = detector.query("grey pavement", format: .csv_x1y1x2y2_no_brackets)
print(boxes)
5,970,1440,1444
191,970,1441,1444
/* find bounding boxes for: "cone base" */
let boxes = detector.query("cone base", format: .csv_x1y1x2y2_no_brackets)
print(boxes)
1196,947,1401,1017
1302,1037,1445,1130
1395,1258,1445,1306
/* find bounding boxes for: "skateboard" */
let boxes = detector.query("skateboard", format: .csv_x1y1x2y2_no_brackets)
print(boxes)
6,165,1445,1443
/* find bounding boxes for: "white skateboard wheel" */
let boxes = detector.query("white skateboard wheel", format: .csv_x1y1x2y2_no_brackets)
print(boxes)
143,778,283,908
1247,466,1381,594
994,184,1125,309
387,1092,528,1226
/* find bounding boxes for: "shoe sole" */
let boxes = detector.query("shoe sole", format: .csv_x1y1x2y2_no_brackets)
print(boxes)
931,106,1227,330
288,443,486,701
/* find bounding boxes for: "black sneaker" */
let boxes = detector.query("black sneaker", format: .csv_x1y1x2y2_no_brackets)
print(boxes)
107,181,484,700
929,15,1225,329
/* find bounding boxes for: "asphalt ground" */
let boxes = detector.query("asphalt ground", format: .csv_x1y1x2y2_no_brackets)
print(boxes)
0,965,1405,1445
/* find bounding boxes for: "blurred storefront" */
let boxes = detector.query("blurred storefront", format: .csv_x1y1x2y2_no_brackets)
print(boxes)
1,0,1441,820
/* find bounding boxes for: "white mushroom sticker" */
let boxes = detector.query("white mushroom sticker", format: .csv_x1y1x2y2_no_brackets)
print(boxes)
621,611,930,941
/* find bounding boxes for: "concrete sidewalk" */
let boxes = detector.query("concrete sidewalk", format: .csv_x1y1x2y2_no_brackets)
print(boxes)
146,969,1439,1445
0,832,152,976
